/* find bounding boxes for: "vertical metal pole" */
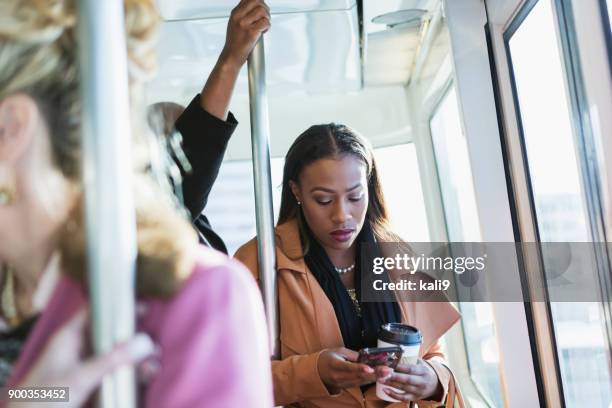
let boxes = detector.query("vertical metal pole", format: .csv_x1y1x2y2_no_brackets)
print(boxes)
247,38,279,358
77,1,137,407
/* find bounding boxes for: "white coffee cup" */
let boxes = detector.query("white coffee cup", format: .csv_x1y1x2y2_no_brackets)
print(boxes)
376,323,422,402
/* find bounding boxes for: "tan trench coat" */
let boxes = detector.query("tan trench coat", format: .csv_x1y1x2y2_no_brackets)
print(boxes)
235,220,461,408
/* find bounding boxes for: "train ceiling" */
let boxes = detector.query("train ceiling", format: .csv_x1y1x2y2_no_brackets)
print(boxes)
147,0,447,105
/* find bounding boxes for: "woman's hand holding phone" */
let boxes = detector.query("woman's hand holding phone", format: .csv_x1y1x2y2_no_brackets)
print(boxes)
317,347,378,392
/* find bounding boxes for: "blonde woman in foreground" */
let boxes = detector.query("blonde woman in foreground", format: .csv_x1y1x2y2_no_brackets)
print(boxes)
0,0,272,406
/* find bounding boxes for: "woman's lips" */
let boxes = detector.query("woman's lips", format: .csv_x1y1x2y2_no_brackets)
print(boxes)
330,229,354,243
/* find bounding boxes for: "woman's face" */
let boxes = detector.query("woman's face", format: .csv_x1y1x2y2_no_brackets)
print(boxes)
0,95,75,262
291,155,368,253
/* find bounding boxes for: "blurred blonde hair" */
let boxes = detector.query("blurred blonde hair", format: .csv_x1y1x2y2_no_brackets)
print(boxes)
0,0,197,297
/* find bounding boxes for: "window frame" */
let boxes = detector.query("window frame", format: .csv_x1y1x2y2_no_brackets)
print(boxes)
485,0,567,406
502,0,612,406
427,82,502,408
599,0,612,71
501,4,568,406
551,0,612,361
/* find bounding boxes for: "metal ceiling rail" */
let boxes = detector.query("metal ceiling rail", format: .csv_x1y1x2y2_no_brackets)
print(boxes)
162,6,357,23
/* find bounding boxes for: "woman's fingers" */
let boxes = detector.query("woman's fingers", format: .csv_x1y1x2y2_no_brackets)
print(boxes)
233,0,258,18
381,360,441,401
383,371,425,387
335,360,373,374
374,365,393,380
334,348,375,376
329,360,375,386
85,334,155,375
251,16,271,34
335,347,359,362
395,359,428,375
384,388,417,402
321,348,379,388
383,379,422,395
77,334,155,394
243,5,271,27
234,0,269,20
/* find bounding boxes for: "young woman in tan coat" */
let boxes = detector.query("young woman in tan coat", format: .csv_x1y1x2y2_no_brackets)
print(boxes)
235,124,463,407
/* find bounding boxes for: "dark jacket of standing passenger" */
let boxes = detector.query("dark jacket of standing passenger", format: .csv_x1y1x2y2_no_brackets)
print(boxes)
174,94,238,254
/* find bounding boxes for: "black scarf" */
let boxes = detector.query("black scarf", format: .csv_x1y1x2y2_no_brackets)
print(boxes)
303,223,401,351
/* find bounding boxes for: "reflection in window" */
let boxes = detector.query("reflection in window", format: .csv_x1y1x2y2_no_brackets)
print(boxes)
430,87,504,407
508,0,612,406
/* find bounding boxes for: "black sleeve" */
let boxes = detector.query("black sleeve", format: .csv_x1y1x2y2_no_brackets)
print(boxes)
174,94,238,220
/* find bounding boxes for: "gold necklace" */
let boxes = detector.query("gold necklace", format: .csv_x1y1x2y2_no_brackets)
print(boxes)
1,265,21,327
346,288,361,317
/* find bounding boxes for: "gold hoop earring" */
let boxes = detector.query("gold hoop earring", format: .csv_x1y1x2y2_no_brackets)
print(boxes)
0,186,14,206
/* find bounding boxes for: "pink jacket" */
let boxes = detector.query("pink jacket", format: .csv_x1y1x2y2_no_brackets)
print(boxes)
7,247,274,407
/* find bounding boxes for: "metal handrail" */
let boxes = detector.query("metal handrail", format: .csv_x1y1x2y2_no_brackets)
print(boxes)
77,0,137,406
247,38,279,359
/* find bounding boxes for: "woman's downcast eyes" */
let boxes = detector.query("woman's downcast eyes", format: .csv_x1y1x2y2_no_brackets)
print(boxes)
313,195,364,206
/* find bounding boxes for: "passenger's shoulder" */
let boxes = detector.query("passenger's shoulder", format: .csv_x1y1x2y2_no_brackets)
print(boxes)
139,245,264,346
232,237,260,278
234,237,257,261
188,245,256,292
151,246,259,315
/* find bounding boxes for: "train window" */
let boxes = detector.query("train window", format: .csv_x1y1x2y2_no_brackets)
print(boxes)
430,87,479,242
506,0,612,406
430,86,504,407
374,144,429,242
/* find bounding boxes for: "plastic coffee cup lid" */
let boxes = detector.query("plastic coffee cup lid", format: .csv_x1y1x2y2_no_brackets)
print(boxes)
379,323,422,345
